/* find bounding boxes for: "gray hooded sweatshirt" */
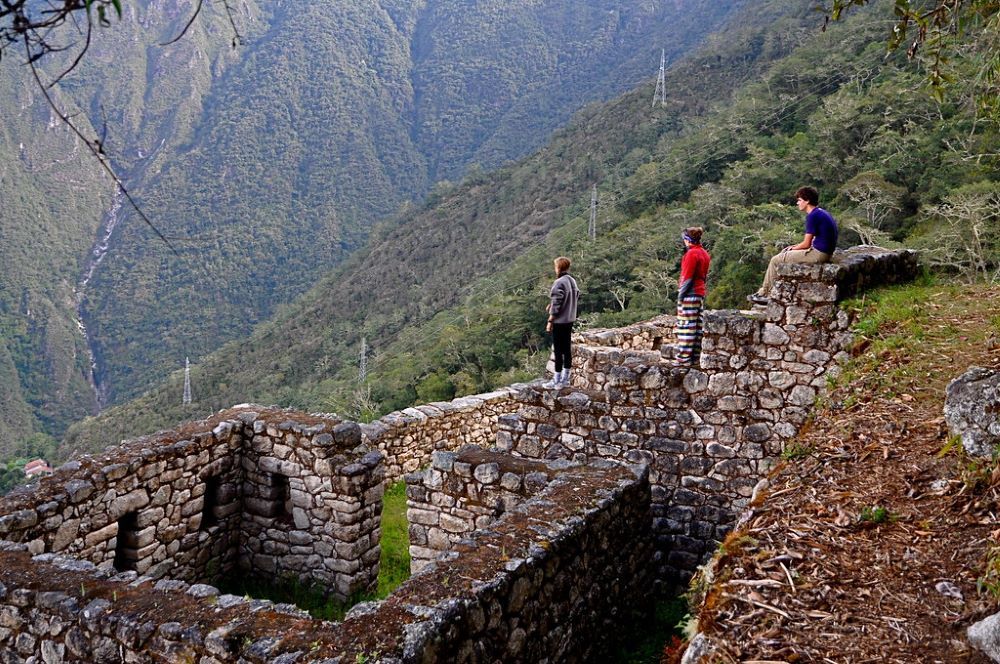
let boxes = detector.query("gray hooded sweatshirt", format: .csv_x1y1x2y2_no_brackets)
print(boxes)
549,273,580,324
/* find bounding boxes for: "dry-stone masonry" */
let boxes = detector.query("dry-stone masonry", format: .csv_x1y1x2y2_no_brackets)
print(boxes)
405,446,592,572
362,387,523,482
0,245,918,662
0,406,382,599
0,446,650,662
526,247,920,582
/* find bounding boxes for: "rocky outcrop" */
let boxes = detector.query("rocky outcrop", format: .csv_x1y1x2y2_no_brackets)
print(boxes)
946,366,1000,458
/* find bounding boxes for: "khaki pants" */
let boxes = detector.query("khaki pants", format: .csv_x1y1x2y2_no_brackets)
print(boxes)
759,248,831,296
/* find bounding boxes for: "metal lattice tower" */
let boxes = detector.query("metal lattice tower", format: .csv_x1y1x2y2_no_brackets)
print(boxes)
358,337,368,383
652,48,666,108
182,357,192,405
588,185,598,241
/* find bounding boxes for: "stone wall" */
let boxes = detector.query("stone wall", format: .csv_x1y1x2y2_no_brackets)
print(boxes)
0,542,328,663
362,387,523,482
0,245,921,662
405,446,579,572
0,455,652,663
237,413,384,598
572,314,676,351
0,415,246,584
0,406,383,600
506,247,919,581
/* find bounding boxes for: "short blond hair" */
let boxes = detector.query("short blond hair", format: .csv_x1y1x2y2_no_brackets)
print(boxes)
554,256,571,272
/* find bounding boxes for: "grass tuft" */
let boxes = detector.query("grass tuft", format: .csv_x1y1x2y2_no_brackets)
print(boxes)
216,480,411,620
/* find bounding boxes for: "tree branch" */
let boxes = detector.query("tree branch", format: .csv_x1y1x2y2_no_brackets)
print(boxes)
24,34,178,256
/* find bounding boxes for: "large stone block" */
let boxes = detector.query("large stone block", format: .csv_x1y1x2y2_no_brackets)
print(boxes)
946,367,1000,458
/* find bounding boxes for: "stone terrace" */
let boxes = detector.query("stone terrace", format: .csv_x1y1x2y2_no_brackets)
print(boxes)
0,246,918,662
0,407,382,599
0,444,649,662
521,246,920,583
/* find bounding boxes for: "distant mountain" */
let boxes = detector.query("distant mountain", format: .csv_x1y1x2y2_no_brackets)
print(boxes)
0,0,265,458
66,0,999,455
0,0,743,454
65,0,923,452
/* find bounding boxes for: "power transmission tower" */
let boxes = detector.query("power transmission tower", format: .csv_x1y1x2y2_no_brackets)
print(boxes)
588,185,598,241
652,48,666,108
358,337,368,383
182,357,192,405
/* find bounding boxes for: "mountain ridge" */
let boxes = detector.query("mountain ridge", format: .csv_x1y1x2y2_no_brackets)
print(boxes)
0,0,741,455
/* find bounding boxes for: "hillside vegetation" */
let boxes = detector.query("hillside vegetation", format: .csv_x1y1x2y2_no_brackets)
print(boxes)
0,0,266,462
64,0,1000,456
0,0,740,456
684,281,1000,661
86,0,737,407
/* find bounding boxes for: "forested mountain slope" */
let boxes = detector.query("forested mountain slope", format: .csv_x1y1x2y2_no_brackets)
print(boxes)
60,0,960,454
0,0,741,457
87,0,739,408
0,0,258,461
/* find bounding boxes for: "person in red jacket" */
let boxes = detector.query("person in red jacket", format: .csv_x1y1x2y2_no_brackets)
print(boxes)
674,227,710,367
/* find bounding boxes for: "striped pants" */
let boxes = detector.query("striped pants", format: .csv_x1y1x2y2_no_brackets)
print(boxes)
674,295,705,366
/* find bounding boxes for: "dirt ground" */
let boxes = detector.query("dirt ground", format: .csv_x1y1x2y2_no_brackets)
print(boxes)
687,284,1000,663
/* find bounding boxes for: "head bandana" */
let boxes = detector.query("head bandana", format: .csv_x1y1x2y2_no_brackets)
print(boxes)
682,231,699,244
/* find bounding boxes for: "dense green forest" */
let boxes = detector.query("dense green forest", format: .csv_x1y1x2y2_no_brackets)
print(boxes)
64,0,1000,456
85,0,738,408
0,73,108,459
0,0,741,458
0,0,266,463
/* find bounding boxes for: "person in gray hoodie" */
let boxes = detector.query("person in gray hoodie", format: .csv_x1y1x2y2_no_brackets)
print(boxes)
544,256,580,388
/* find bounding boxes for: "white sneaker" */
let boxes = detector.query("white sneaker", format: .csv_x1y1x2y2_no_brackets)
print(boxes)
542,374,560,388
559,369,571,386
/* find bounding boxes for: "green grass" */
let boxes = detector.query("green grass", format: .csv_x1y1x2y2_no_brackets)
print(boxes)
835,279,1000,403
781,442,813,461
375,480,411,597
610,595,688,663
859,505,893,524
216,480,411,620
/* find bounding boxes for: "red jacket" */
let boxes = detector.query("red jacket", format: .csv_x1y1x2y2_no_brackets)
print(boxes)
678,244,710,298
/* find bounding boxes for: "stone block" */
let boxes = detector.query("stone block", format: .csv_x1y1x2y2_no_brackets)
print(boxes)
83,522,118,549
797,282,837,303
707,373,735,396
64,480,95,504
946,367,1000,458
717,396,750,411
408,509,439,526
682,370,709,393
135,507,164,529
706,443,736,459
744,423,772,443
440,513,474,534
762,323,790,345
500,473,522,492
788,385,817,406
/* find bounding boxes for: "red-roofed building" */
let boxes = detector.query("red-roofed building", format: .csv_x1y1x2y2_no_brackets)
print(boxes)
23,459,52,478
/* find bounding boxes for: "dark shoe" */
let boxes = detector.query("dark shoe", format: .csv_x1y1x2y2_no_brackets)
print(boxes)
747,293,769,305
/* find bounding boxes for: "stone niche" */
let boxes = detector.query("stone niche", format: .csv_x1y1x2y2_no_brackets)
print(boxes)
0,406,383,600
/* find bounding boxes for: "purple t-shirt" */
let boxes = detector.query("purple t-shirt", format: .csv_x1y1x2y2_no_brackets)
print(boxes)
805,207,838,255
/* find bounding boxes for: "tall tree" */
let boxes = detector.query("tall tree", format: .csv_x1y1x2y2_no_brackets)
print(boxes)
829,0,1000,118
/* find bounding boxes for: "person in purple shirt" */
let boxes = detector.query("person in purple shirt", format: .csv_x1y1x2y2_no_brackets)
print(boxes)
748,186,839,305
